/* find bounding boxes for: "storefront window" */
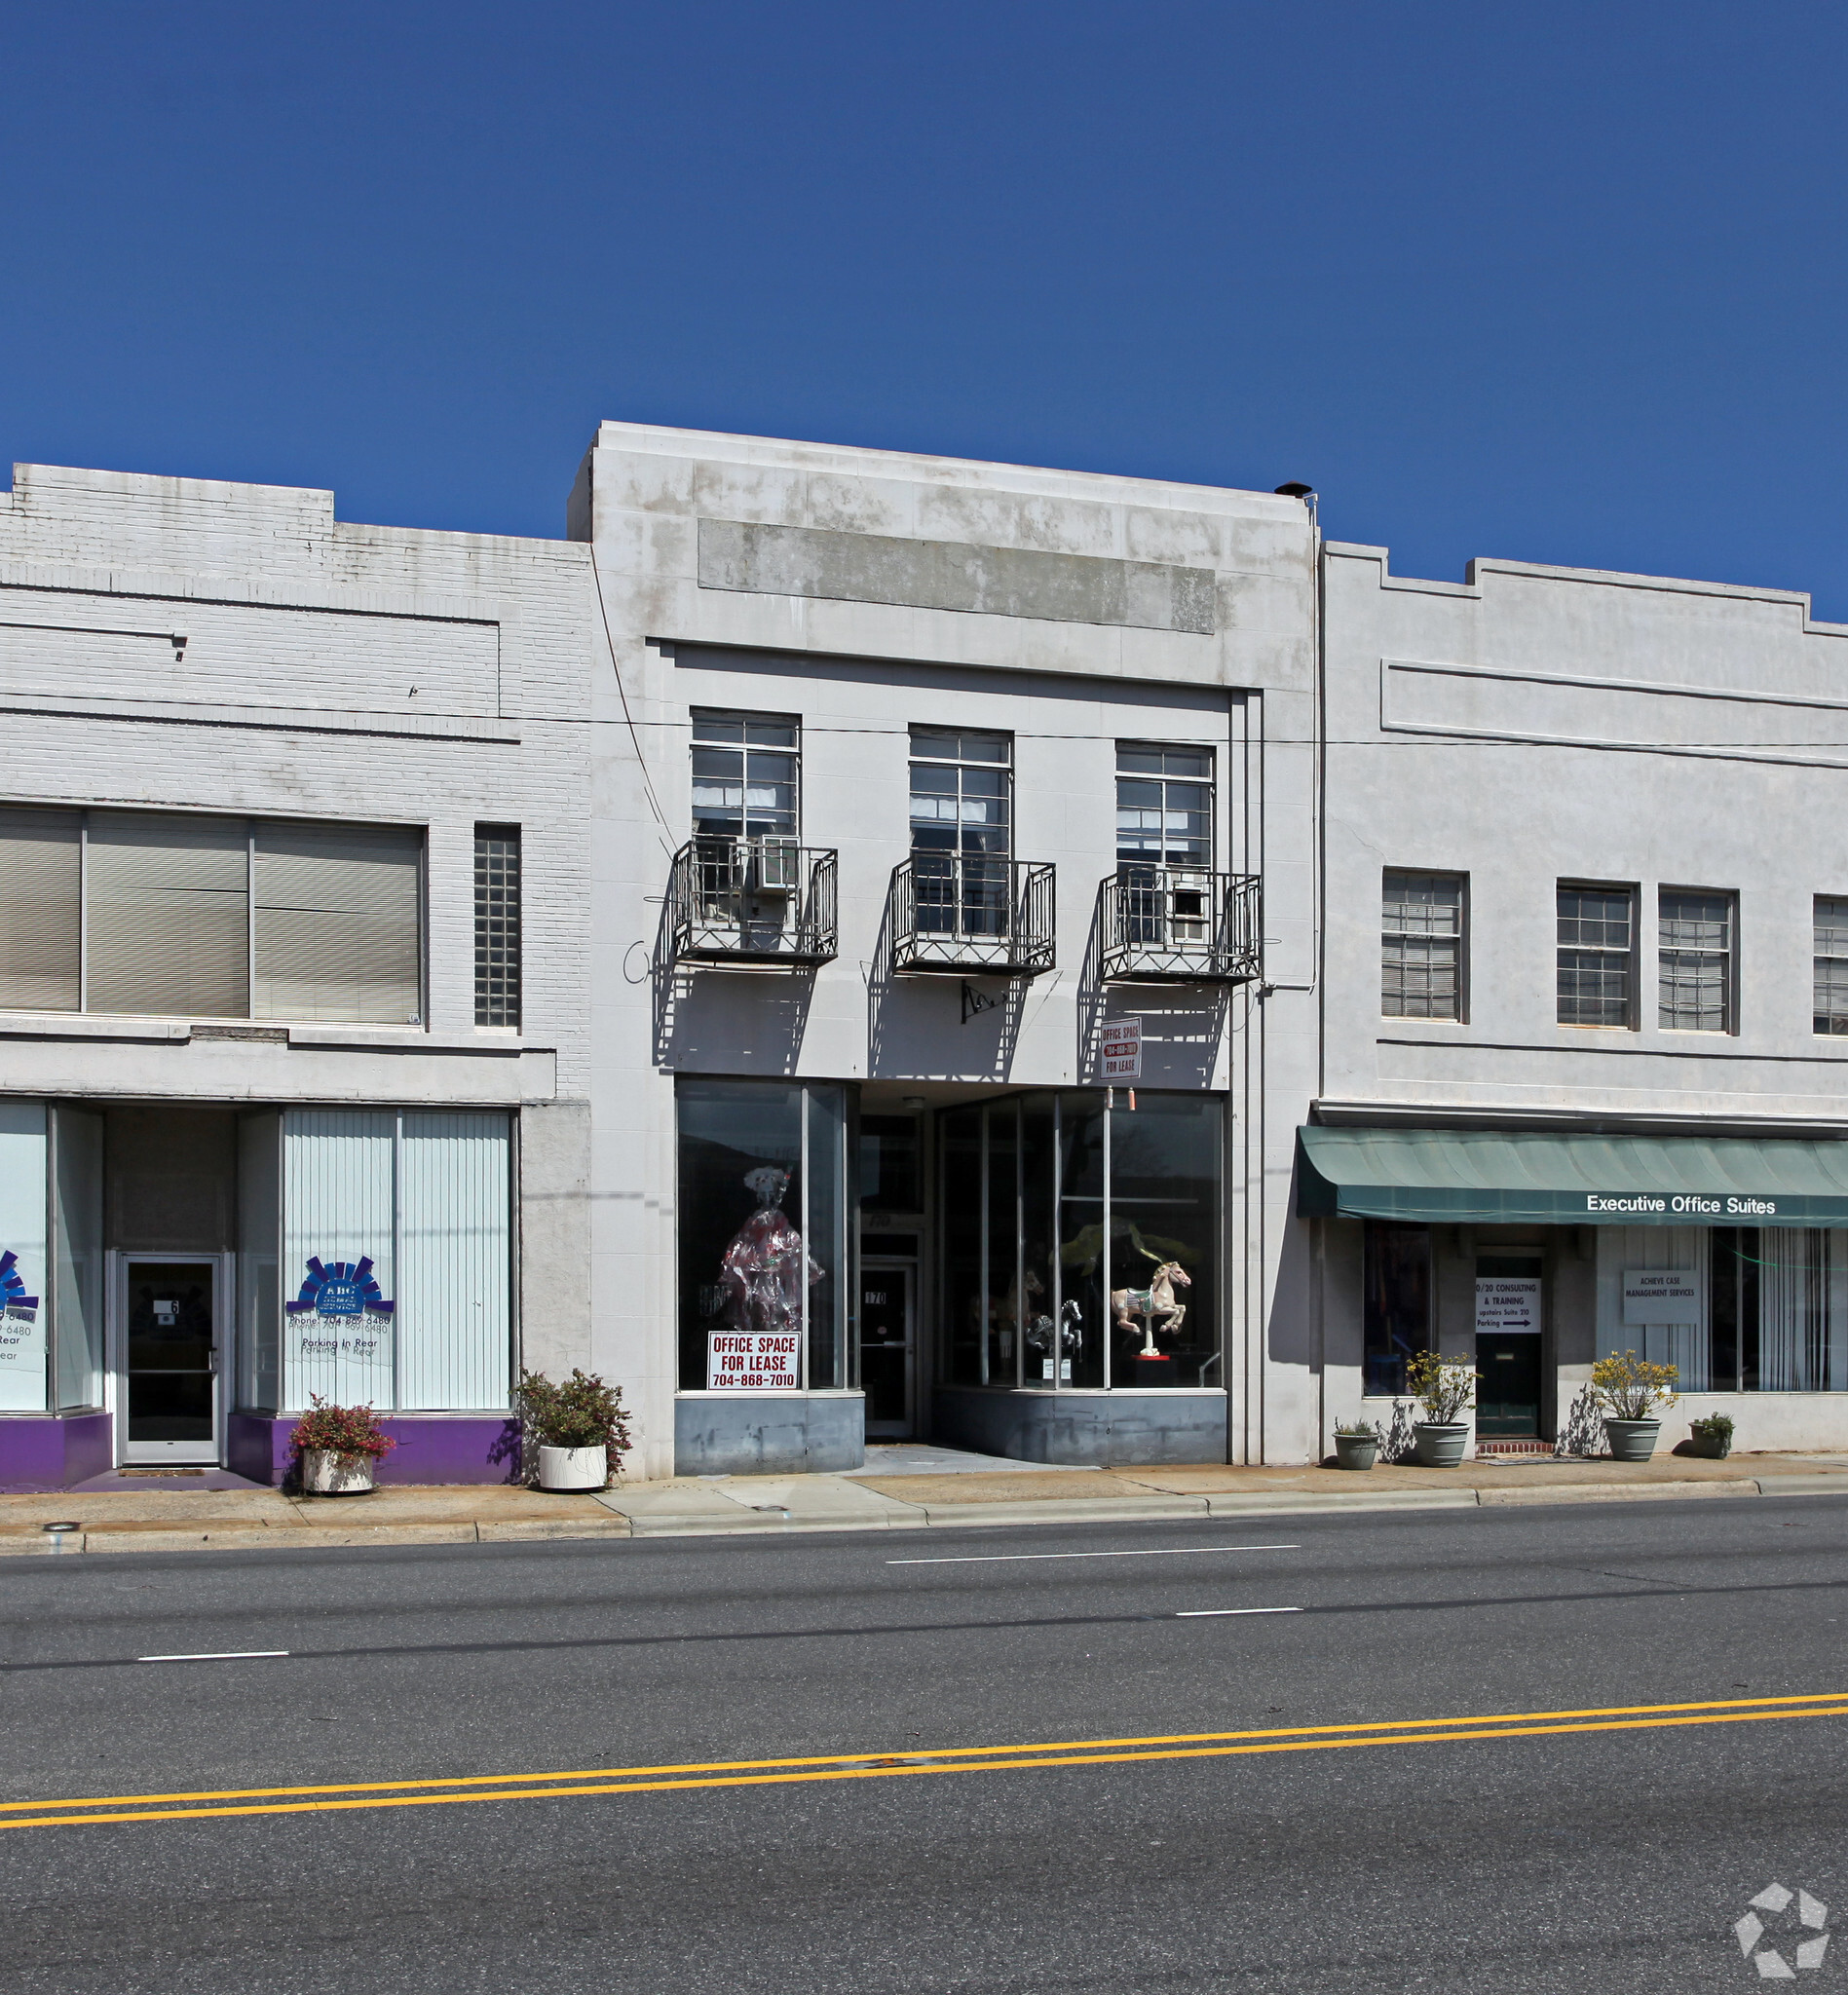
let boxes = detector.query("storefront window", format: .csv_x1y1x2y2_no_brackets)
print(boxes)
280,1110,511,1412
946,1089,1223,1391
676,1078,850,1391
1364,1221,1429,1396
0,1102,49,1412
1711,1228,1848,1392
52,1106,104,1411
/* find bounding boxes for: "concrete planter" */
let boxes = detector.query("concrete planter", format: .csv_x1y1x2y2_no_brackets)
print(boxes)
1603,1418,1661,1463
1683,1427,1732,1459
538,1444,608,1491
1334,1432,1378,1471
1414,1422,1470,1468
299,1449,376,1496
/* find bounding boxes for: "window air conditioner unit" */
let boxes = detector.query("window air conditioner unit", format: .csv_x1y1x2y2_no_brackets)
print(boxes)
751,837,801,895
1167,868,1210,942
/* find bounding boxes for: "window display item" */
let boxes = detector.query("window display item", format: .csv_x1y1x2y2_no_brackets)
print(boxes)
717,1166,822,1341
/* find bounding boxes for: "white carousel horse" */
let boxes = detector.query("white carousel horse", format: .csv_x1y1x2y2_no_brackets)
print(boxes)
1111,1261,1191,1356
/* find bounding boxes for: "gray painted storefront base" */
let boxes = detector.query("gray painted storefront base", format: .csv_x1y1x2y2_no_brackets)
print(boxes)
674,1392,866,1476
933,1387,1229,1466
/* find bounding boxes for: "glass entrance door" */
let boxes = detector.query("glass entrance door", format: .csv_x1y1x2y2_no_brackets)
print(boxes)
860,1262,915,1437
123,1259,221,1463
1475,1254,1544,1438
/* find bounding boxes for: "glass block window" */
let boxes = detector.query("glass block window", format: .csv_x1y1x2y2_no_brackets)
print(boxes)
1558,885,1635,1027
1659,888,1732,1033
474,826,521,1029
1381,871,1463,1020
1815,897,1848,1035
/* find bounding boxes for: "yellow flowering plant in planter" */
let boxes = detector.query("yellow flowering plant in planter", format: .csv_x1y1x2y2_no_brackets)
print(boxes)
1404,1350,1479,1467
1590,1350,1678,1462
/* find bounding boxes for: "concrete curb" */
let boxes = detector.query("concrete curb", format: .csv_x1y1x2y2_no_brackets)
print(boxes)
0,1474,1839,1556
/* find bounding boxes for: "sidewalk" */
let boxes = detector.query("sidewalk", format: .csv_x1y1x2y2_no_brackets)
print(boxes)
3,1447,1846,1556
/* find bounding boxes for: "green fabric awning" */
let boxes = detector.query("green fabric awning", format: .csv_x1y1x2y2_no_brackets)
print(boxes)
1297,1125,1848,1226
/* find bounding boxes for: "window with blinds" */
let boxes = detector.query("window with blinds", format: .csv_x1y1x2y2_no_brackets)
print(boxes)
254,824,423,1024
88,813,249,1018
0,809,81,1010
0,807,424,1024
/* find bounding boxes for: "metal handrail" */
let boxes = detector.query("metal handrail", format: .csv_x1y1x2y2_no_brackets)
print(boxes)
668,836,839,965
890,854,1056,976
1099,865,1261,983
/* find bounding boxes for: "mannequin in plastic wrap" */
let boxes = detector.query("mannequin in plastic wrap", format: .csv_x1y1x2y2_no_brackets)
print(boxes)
717,1165,821,1336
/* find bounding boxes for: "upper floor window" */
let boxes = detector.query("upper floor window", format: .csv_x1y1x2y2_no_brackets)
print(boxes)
1815,897,1848,1035
0,806,422,1024
474,825,521,1030
909,728,1013,939
1658,888,1733,1033
1558,883,1635,1028
1115,744,1212,869
691,710,798,842
1381,871,1464,1021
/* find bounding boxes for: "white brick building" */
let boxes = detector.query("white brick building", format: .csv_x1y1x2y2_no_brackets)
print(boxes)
0,466,592,1490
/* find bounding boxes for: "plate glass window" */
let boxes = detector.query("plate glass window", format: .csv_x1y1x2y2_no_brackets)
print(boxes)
1814,897,1848,1035
1363,1221,1429,1397
1381,871,1463,1020
1557,885,1635,1027
1659,889,1733,1033
910,728,1012,939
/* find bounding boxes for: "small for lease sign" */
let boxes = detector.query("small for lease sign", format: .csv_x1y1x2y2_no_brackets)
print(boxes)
708,1331,801,1388
1101,1017,1142,1080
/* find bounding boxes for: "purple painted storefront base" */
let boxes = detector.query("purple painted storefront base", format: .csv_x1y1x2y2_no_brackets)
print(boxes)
227,1413,521,1488
0,1412,114,1493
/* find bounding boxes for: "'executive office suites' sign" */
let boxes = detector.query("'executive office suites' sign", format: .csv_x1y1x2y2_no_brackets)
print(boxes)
1586,1194,1780,1217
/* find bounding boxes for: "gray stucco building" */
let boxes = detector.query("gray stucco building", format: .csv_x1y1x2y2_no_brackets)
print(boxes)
1313,541,1848,1456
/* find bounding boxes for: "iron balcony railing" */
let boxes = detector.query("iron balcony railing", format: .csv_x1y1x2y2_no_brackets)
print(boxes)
889,854,1056,976
668,836,839,965
1099,864,1262,983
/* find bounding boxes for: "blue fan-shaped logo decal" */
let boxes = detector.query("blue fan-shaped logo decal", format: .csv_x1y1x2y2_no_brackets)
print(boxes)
0,1250,38,1319
285,1256,395,1319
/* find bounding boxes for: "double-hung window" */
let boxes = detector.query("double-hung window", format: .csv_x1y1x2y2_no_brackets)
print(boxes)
1381,871,1464,1020
908,728,1012,938
1557,884,1635,1027
1815,897,1848,1035
1658,888,1733,1033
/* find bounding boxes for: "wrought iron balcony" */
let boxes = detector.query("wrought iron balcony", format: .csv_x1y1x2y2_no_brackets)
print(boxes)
1099,865,1262,983
889,854,1056,976
668,836,838,966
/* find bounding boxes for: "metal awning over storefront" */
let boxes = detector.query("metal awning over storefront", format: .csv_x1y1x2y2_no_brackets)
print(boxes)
1297,1125,1848,1226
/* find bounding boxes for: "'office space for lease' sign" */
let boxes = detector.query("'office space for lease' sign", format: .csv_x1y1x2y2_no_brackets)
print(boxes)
708,1332,800,1389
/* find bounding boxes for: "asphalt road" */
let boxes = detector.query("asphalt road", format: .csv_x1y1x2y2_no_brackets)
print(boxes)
1,1493,1845,1994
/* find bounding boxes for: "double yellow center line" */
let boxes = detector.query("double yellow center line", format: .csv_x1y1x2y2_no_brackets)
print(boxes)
4,1691,1843,1832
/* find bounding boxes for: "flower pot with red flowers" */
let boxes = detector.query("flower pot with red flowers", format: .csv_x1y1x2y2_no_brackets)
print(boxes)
289,1397,396,1495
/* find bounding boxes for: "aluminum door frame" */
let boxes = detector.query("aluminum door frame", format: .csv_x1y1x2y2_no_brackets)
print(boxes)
107,1250,234,1466
860,1258,917,1439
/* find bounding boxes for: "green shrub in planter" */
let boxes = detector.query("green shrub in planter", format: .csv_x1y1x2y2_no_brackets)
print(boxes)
1334,1421,1378,1471
1683,1412,1735,1460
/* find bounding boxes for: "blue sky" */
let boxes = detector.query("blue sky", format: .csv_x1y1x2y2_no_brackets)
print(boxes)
4,3,1846,609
